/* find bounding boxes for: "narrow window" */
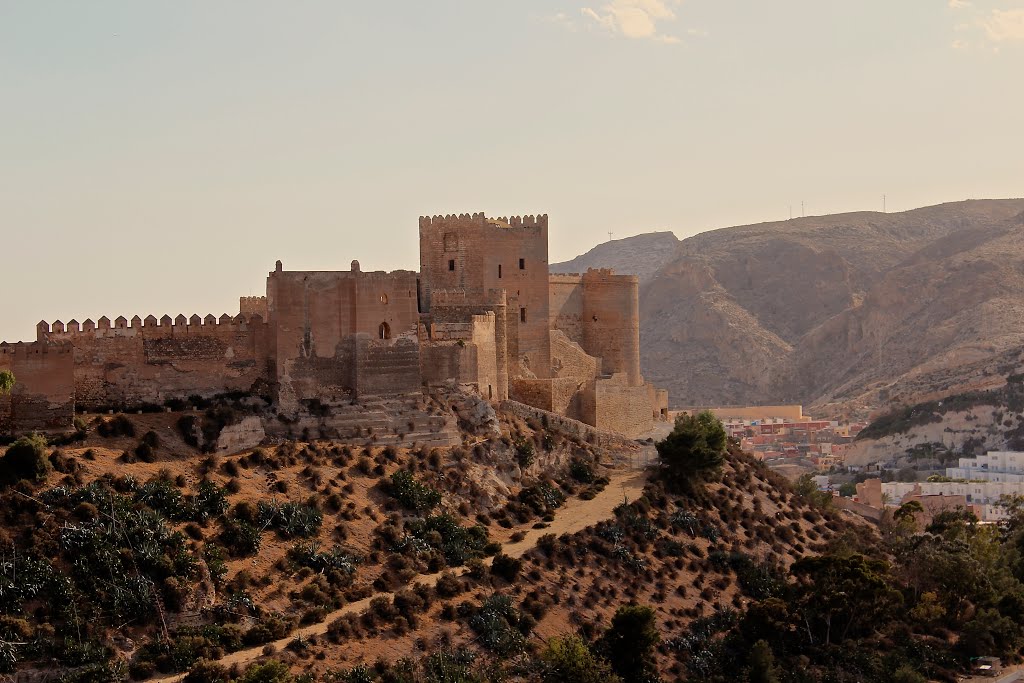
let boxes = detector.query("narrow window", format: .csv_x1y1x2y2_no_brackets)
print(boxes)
519,258,525,270
380,293,388,304
488,385,493,399
448,259,455,271
520,307,527,323
379,322,391,340
498,264,502,278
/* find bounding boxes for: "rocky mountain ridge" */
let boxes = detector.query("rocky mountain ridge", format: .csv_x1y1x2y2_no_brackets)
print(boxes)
553,199,1024,419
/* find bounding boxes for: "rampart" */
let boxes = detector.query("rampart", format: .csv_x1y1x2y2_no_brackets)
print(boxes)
36,314,270,409
268,266,421,403
425,289,509,400
499,399,637,452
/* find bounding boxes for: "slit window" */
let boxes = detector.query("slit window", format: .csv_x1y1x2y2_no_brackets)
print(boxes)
498,264,502,278
448,259,455,271
520,307,527,323
519,258,525,270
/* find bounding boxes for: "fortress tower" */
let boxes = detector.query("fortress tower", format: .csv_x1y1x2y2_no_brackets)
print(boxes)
419,213,551,379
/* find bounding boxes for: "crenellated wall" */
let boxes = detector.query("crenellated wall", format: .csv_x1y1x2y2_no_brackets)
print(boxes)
0,342,75,434
239,296,268,318
36,313,270,409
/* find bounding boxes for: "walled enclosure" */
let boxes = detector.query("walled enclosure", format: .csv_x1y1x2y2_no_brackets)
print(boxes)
3,212,667,439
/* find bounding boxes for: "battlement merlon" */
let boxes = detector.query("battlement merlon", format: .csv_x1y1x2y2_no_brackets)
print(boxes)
35,313,268,340
581,268,639,285
419,213,549,230
0,341,74,358
239,296,268,317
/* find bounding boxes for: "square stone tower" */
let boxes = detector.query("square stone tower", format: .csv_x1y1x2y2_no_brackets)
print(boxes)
419,213,551,379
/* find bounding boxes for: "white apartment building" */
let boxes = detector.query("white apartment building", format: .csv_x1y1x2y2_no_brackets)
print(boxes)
947,451,1024,482
880,451,1024,521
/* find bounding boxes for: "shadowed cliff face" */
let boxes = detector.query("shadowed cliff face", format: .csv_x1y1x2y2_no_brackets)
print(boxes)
554,199,1024,418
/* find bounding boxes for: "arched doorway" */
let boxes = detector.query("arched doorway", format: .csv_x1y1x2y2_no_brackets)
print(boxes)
379,322,391,340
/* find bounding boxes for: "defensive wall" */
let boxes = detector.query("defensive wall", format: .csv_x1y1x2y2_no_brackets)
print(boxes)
499,399,639,452
35,314,269,410
422,289,509,400
420,312,502,400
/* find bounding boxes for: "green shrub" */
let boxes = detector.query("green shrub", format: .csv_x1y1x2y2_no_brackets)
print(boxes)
540,634,621,683
288,542,359,576
182,659,229,683
220,518,262,557
257,501,322,538
97,414,136,438
467,593,528,657
490,553,522,583
1,434,51,484
389,470,442,513
569,458,596,484
235,660,293,683
513,436,535,469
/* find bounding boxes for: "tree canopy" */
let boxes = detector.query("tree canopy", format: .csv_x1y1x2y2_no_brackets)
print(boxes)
655,411,726,493
0,370,14,395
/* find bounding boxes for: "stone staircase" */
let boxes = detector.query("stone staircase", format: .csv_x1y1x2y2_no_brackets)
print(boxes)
265,395,461,449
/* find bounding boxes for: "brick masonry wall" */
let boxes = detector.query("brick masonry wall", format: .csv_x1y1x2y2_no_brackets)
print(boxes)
268,268,421,401
354,337,421,397
0,343,75,434
581,270,641,384
499,399,637,451
549,274,585,341
593,376,655,438
509,378,554,412
40,319,269,410
550,330,600,380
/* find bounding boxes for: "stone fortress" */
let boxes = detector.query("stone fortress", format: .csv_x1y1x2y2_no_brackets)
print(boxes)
1,213,668,439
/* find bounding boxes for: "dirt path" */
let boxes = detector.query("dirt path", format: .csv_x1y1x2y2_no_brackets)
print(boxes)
150,466,650,681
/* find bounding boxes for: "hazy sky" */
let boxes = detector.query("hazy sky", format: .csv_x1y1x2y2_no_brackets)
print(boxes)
2,1,1022,342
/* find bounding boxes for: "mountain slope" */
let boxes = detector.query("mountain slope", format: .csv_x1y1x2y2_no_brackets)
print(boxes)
553,199,1024,417
551,230,679,283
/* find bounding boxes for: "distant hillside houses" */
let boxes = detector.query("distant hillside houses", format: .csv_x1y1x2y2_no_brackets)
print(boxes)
861,450,1024,522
